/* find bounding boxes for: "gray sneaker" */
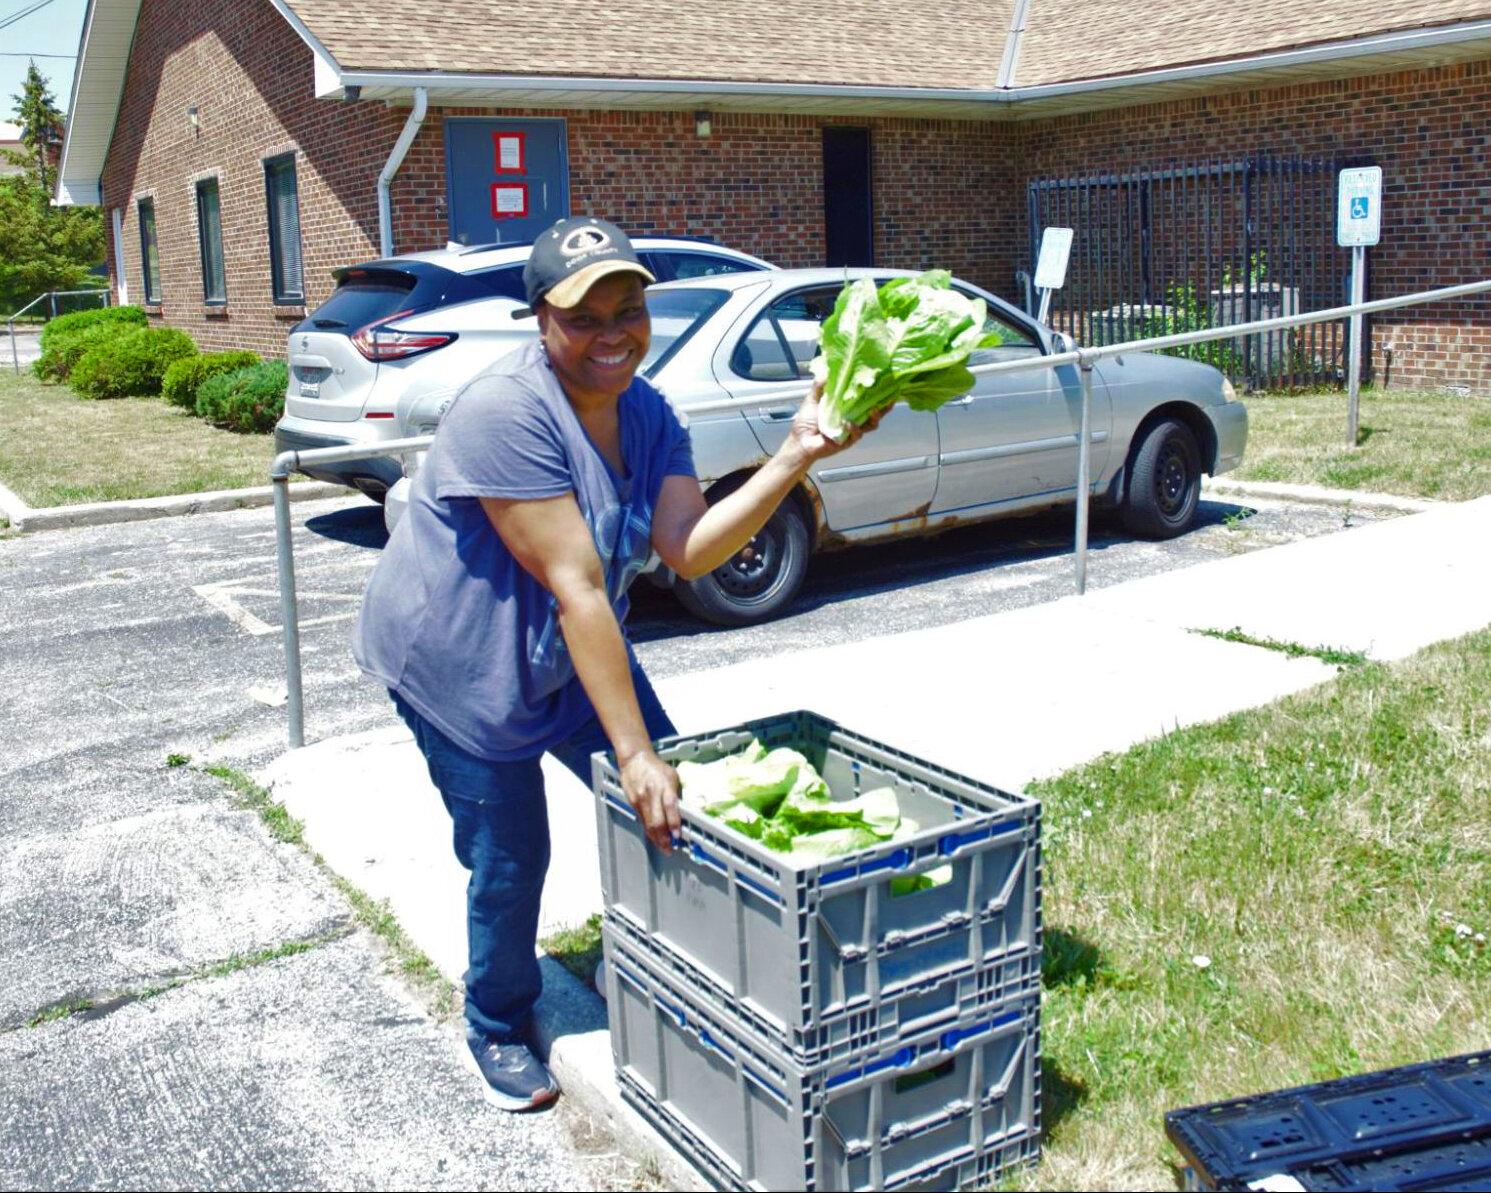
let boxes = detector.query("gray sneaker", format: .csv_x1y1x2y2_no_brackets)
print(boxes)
463,1030,560,1111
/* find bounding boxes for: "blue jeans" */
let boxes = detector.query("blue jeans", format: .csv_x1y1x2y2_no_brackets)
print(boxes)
391,672,675,1043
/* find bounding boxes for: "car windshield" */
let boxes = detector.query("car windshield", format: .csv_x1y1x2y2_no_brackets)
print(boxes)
642,289,729,378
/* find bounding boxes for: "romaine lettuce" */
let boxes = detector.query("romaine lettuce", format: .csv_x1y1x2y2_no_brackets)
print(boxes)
810,270,1003,441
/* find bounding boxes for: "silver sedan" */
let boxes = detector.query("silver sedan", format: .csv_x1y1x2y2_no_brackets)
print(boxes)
389,267,1248,626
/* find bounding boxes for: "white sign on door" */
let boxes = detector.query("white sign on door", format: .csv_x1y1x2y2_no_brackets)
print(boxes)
1337,166,1382,247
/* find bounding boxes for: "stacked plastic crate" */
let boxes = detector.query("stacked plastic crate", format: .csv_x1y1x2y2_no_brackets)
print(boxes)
591,711,1044,1192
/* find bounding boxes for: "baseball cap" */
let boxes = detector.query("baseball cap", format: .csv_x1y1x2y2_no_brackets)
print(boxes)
523,217,656,308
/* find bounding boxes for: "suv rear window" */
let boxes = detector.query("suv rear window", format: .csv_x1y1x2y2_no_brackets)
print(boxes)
304,269,417,330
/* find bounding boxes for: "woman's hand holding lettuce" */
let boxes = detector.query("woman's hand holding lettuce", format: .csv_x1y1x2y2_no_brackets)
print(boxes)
810,270,1003,442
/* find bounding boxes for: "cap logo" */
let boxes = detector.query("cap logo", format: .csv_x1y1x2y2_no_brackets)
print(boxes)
561,227,611,257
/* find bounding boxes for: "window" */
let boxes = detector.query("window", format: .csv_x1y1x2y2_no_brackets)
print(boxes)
137,197,161,304
953,288,1043,366
468,264,527,302
731,286,841,382
655,251,762,281
264,153,303,303
196,178,226,303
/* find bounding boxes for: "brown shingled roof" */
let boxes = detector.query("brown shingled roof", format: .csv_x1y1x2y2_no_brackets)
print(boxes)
1014,1,1491,87
281,0,1491,95
283,0,1019,90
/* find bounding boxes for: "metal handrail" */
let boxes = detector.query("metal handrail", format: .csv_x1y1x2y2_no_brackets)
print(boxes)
7,288,112,374
269,275,1491,747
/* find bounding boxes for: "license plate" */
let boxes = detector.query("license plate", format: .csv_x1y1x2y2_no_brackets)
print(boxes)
299,382,320,399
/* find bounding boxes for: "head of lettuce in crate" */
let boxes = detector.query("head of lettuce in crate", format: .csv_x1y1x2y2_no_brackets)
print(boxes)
350,216,880,1112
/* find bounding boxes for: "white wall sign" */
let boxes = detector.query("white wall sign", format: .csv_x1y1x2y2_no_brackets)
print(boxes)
1035,227,1074,290
1337,166,1383,247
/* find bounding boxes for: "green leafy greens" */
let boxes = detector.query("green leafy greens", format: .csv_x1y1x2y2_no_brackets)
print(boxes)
810,270,1003,441
677,739,920,863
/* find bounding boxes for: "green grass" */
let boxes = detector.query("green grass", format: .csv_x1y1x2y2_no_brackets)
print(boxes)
205,763,304,845
1194,626,1370,668
541,913,604,987
27,998,92,1027
0,370,276,507
1235,387,1491,501
199,762,458,1018
1006,627,1491,1190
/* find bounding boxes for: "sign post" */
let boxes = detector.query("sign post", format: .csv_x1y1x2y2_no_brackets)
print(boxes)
1035,227,1074,325
1337,166,1382,444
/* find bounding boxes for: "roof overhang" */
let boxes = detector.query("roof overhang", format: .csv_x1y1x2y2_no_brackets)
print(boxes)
55,0,144,205
53,4,1491,205
320,18,1491,120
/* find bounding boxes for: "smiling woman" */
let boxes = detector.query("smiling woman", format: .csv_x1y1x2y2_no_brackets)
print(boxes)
348,216,878,1114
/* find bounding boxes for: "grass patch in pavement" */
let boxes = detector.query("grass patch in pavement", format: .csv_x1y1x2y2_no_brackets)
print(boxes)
1007,626,1491,1191
541,913,604,988
1234,387,1491,501
1194,626,1370,668
0,370,274,507
202,761,459,1018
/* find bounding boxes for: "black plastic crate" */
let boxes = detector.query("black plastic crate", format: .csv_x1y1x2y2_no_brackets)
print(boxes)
591,710,1041,1058
1166,1050,1491,1191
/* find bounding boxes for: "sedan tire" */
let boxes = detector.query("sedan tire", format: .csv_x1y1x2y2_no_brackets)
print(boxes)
1122,417,1202,539
675,498,811,626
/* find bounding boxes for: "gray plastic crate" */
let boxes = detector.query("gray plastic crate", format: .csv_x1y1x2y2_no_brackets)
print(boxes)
606,921,1041,1192
592,710,1041,1057
605,907,1040,1068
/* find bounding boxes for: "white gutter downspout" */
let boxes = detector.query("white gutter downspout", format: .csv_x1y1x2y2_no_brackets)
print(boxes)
377,86,427,259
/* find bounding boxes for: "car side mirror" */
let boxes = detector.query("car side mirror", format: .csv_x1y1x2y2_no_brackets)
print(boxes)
1052,331,1077,354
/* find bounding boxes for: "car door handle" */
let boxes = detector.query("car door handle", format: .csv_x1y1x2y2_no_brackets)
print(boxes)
946,395,975,407
761,408,795,421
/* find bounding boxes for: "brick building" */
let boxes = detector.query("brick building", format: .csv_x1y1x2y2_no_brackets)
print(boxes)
56,0,1491,389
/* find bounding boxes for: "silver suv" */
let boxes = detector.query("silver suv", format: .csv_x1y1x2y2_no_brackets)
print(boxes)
274,238,774,499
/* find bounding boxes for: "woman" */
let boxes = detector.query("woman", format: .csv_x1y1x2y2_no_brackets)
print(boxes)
353,217,871,1110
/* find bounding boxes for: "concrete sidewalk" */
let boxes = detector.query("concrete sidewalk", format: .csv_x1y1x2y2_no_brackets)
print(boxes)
260,493,1491,1186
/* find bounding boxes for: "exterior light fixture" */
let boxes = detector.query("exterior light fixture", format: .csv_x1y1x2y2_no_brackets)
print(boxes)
695,110,711,138
187,105,199,133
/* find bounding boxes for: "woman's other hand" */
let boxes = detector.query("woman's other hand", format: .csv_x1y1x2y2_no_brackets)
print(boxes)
620,748,682,852
787,381,886,465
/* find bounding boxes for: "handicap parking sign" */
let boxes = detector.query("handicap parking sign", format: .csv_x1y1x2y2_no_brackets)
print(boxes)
1338,166,1382,246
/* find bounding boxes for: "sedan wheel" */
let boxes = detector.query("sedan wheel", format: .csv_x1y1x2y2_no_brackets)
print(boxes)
675,499,811,627
1122,418,1202,539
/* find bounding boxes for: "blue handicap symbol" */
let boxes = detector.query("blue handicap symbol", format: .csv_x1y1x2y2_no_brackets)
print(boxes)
1350,196,1369,219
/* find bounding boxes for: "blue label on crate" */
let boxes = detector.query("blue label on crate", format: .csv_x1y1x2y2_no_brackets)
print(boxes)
823,847,914,887
826,1046,916,1090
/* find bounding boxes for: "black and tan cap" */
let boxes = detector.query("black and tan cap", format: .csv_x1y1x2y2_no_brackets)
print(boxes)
523,217,656,308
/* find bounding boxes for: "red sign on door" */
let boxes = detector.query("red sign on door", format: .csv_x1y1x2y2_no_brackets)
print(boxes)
491,183,529,219
493,132,526,174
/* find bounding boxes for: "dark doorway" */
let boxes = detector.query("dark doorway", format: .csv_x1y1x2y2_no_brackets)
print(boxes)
823,127,873,267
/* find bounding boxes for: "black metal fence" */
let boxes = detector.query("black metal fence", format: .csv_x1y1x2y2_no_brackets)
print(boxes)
1028,156,1361,389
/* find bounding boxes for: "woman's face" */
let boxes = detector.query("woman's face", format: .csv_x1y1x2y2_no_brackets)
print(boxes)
536,272,651,405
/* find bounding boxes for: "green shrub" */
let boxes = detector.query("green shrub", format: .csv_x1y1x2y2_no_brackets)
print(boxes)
162,350,261,410
195,360,288,433
71,326,198,400
39,304,146,350
33,307,148,381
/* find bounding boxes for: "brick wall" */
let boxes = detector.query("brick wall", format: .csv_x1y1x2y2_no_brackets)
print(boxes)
1017,63,1491,390
392,108,1018,297
102,0,396,354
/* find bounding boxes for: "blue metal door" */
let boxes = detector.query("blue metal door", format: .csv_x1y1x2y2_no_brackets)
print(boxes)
445,118,569,247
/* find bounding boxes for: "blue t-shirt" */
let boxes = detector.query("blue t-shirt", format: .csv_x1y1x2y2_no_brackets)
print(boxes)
352,340,695,760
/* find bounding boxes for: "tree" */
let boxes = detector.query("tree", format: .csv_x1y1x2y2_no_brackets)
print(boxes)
1,63,104,315
9,61,66,194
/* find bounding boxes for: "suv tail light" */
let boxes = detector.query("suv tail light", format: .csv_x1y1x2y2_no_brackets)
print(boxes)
350,309,457,361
